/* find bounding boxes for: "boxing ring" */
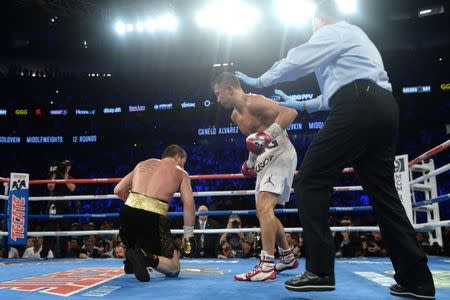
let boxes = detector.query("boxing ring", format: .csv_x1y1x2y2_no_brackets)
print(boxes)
0,140,449,299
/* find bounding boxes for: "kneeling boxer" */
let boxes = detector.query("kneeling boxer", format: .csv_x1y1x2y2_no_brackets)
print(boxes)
114,144,196,282
213,72,299,281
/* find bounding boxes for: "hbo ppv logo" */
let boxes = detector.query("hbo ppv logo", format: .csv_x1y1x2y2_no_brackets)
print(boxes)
441,83,450,91
15,109,28,115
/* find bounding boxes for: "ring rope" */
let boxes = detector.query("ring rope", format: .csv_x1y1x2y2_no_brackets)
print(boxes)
1,140,448,185
1,220,449,237
18,186,363,202
412,193,450,208
0,206,376,220
409,163,450,186
0,193,448,220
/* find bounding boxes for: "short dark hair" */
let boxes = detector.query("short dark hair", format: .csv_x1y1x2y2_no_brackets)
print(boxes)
161,144,187,159
211,72,241,89
315,0,343,19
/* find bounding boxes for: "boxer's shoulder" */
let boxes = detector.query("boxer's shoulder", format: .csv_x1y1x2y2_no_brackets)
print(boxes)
177,166,189,176
246,94,276,114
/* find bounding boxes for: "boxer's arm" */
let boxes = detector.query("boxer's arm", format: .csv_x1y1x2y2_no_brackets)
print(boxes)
114,170,135,201
180,172,195,229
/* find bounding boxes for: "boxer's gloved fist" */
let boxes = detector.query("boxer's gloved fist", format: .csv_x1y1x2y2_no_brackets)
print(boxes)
180,225,196,257
246,123,284,155
246,132,272,155
241,160,257,177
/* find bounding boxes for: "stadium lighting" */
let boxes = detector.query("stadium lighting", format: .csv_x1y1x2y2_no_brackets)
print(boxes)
418,5,444,18
136,22,145,32
145,19,156,32
126,23,134,32
114,21,126,34
155,14,178,31
275,0,316,27
195,0,261,35
336,0,358,15
419,9,432,15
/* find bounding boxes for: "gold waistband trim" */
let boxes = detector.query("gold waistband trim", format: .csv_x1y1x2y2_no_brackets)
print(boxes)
125,192,169,216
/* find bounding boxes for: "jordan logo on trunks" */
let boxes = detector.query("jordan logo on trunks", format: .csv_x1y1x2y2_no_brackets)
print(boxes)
264,174,275,187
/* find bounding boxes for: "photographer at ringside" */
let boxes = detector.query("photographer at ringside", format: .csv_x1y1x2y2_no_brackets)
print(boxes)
46,160,76,257
219,215,245,258
47,160,76,216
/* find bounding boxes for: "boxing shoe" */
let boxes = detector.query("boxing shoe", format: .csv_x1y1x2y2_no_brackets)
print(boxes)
285,271,335,292
127,248,159,282
275,252,299,273
389,284,435,300
235,250,276,282
123,259,133,274
234,260,276,282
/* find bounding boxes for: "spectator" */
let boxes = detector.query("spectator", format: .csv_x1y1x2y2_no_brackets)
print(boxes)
218,242,232,259
285,232,302,257
88,222,96,231
82,222,90,231
79,238,100,258
334,218,361,257
114,245,126,258
97,239,114,258
416,233,441,256
358,232,388,257
66,238,81,258
242,236,257,258
22,236,54,258
8,247,20,258
71,223,80,231
6,238,32,258
194,205,220,258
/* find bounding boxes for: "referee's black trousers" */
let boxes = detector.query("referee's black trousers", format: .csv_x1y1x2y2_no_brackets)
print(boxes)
294,79,434,289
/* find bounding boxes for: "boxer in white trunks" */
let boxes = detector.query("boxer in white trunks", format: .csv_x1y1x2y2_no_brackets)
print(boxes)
212,71,299,281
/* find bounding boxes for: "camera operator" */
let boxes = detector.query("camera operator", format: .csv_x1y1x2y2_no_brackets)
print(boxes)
47,160,76,200
47,160,76,219
219,215,245,258
358,231,388,257
46,160,76,257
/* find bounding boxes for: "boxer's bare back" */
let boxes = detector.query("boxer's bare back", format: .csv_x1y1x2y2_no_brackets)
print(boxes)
115,158,189,202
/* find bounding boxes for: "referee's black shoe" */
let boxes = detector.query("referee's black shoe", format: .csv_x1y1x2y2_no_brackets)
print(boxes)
285,271,335,292
390,284,435,300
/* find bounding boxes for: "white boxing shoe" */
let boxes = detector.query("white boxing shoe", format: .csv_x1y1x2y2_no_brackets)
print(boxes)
234,260,276,281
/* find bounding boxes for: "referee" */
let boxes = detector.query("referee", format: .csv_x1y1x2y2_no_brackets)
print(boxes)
235,1,435,299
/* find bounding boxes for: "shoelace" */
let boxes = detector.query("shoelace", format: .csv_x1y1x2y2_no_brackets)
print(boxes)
279,253,295,264
246,259,273,277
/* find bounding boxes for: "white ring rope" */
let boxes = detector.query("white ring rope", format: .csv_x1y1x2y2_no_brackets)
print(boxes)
409,163,450,186
20,186,364,202
1,221,449,237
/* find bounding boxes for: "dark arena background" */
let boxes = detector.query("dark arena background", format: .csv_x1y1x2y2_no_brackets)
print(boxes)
0,0,449,299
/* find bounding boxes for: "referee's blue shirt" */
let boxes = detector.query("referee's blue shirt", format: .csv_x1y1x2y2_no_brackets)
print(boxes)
259,21,392,112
